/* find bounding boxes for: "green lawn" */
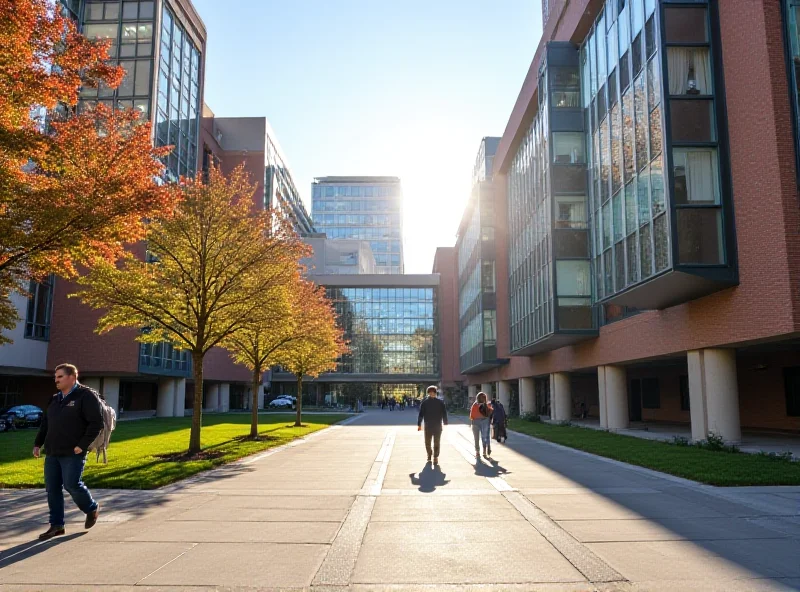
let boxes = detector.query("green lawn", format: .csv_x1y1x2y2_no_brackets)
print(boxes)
507,419,800,487
0,413,348,490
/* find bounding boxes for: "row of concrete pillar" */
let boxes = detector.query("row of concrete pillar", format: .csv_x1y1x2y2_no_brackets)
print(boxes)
467,348,742,443
82,377,256,418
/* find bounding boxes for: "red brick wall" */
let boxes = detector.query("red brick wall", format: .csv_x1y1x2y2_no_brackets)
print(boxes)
432,247,463,386
203,346,251,383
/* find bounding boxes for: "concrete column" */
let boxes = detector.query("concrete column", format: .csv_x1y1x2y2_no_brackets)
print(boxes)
257,385,265,410
103,377,121,416
551,372,572,422
157,378,175,417
598,365,628,430
480,383,493,398
687,348,741,443
468,384,478,403
206,383,219,412
243,385,251,410
218,383,230,413
173,378,186,417
519,377,535,416
497,380,511,409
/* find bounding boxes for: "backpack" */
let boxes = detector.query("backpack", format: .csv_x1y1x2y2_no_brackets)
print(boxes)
87,395,117,464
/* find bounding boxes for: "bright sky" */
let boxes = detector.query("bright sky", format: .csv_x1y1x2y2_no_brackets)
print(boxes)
193,0,543,273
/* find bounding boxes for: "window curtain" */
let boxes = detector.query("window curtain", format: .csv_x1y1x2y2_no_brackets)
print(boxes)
667,47,711,95
678,149,716,203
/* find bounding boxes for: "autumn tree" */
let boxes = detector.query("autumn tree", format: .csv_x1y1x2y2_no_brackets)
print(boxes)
74,166,307,454
276,282,347,427
0,0,173,343
221,274,304,439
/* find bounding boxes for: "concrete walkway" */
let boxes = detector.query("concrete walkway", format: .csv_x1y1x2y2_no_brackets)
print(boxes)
1,410,799,591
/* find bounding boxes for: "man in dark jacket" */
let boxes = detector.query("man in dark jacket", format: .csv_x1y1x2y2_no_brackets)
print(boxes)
417,385,448,465
33,363,104,540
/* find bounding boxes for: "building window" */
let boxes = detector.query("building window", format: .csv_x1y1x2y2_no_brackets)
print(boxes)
641,377,660,409
784,1,800,181
0,377,23,408
785,367,800,417
679,374,690,411
25,277,54,341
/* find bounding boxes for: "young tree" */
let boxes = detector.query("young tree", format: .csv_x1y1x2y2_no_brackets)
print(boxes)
221,278,296,439
0,0,172,343
276,282,347,427
74,167,306,454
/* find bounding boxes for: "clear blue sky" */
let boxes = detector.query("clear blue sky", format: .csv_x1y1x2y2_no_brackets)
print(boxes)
193,0,543,273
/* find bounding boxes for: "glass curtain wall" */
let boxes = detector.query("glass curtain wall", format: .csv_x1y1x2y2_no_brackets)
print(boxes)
785,1,800,177
311,182,404,273
326,287,438,375
79,0,155,118
508,88,551,352
584,0,667,301
155,5,201,181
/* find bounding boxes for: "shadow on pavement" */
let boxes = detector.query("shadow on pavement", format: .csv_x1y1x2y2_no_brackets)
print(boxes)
409,463,450,493
474,458,510,479
0,532,85,568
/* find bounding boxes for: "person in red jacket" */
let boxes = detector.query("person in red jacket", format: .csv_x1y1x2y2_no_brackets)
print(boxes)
33,363,103,540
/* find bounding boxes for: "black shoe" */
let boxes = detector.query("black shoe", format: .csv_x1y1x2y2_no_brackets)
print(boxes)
85,505,99,529
427,456,432,463
39,525,65,540
433,457,439,465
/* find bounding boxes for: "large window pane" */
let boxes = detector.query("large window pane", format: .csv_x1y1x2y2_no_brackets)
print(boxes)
637,166,650,225
622,86,634,178
664,7,708,44
553,132,585,164
555,195,588,229
614,241,625,292
650,153,665,216
612,190,623,242
649,104,662,157
84,23,118,42
634,74,648,170
626,234,639,284
667,47,712,95
556,260,591,296
670,99,715,142
625,181,637,235
677,209,724,264
611,103,622,192
654,214,670,271
640,223,653,278
673,148,720,205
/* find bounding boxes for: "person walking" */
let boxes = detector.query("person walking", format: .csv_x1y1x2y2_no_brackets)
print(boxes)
491,395,507,443
470,392,493,458
417,386,448,465
33,363,104,540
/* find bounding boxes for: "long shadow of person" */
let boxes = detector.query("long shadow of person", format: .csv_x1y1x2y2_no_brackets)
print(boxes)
473,458,510,479
409,463,450,493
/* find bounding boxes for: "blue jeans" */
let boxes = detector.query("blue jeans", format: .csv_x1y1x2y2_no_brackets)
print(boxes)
44,453,97,527
471,417,491,452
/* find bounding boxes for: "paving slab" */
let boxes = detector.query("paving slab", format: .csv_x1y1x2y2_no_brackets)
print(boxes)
121,519,341,543
0,541,194,585
557,517,793,542
169,506,348,522
138,542,328,588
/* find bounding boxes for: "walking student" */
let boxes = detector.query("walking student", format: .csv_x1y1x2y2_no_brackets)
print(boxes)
491,395,508,443
33,363,104,540
470,392,493,458
417,385,448,465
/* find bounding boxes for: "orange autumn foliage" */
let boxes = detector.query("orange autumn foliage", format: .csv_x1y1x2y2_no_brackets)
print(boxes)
0,0,176,343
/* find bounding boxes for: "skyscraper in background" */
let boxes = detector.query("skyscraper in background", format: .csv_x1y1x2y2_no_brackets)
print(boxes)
311,176,404,274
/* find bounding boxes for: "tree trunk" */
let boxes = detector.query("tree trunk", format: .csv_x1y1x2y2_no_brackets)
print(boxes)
189,351,204,455
294,374,302,427
250,366,261,438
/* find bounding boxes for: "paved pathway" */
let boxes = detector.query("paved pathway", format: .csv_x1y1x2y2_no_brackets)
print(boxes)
1,410,799,591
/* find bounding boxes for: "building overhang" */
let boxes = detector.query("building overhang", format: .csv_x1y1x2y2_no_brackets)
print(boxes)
461,358,510,375
510,331,597,356
599,267,738,310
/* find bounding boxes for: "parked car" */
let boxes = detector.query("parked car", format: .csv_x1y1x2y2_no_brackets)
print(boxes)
268,398,293,409
0,414,9,432
275,395,297,403
0,405,44,430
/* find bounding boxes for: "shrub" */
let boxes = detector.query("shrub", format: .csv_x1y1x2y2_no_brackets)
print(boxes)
696,432,740,454
672,436,691,447
521,412,541,423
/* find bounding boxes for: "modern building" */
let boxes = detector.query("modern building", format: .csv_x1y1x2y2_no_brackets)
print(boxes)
270,274,439,405
200,108,315,235
75,0,206,182
303,237,377,275
311,176,404,274
456,137,507,375
445,0,800,444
